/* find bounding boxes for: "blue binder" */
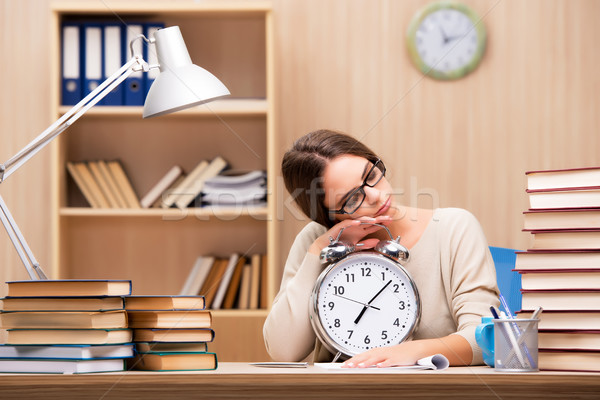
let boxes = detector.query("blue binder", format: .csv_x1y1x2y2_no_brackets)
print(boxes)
100,23,124,105
143,22,165,98
82,23,103,98
123,23,145,106
61,23,82,105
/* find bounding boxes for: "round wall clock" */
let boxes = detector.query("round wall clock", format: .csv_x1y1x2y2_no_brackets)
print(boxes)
406,1,487,80
309,223,421,359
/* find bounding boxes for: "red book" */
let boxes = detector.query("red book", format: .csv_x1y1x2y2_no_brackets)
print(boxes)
515,250,600,271
520,289,600,311
523,208,600,230
519,269,600,290
526,166,600,191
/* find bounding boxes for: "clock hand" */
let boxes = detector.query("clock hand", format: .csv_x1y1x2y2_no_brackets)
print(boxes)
333,294,381,311
439,25,449,44
353,280,392,324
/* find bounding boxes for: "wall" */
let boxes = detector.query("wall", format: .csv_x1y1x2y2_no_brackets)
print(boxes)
0,0,599,295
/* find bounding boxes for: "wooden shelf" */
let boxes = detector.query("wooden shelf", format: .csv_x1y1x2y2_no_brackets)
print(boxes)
58,98,268,117
51,2,276,362
59,207,269,219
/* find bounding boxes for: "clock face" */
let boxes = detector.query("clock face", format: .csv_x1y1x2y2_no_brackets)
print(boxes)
406,2,486,80
311,253,420,357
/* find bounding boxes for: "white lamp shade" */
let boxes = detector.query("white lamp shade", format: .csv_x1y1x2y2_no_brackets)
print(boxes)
143,26,230,118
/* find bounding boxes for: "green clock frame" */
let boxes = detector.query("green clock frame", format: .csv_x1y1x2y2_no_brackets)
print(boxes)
406,1,487,80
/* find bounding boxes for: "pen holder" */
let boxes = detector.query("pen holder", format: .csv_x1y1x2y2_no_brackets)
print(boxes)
494,318,539,372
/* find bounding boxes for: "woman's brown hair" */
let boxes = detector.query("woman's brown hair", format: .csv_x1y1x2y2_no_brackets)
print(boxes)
282,129,381,228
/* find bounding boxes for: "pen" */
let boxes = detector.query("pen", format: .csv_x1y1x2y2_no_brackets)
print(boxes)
490,306,527,368
499,294,536,367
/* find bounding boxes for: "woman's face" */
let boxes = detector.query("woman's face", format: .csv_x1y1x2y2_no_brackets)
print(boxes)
322,155,393,221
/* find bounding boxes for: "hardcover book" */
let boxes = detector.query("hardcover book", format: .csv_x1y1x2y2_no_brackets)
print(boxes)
128,352,217,371
526,167,600,191
124,295,205,311
132,328,214,343
0,310,128,329
5,328,133,345
127,310,212,329
5,280,132,297
0,296,125,312
0,358,126,374
0,344,135,359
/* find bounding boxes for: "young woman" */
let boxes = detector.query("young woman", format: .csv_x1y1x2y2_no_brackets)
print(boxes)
263,129,499,367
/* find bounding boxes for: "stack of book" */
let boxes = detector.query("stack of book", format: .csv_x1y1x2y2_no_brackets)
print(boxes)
179,253,268,310
517,167,600,372
201,170,267,208
0,280,134,374
125,295,217,371
67,160,140,208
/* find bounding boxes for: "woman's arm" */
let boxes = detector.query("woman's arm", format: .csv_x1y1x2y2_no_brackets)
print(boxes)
342,334,472,367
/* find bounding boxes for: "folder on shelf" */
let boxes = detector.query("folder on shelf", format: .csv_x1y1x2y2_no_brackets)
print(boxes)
144,22,164,97
100,23,124,105
61,22,82,105
123,23,145,106
82,23,103,98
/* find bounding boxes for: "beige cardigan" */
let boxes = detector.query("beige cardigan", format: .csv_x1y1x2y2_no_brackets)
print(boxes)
263,208,500,365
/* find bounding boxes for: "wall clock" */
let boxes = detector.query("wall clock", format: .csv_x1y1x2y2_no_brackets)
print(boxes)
406,1,487,80
309,223,420,359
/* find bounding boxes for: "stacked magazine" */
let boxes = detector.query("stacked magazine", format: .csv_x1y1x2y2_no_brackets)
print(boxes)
201,170,267,208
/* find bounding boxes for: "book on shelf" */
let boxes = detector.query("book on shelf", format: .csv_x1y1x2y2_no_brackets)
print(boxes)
527,187,600,209
124,295,205,311
152,173,186,208
260,254,269,309
127,310,212,329
5,328,133,345
527,229,600,250
132,328,214,343
199,258,229,308
128,351,217,371
538,349,600,372
88,160,120,208
520,289,600,311
526,166,600,191
249,254,261,309
179,256,215,296
519,269,600,290
538,330,600,351
515,250,600,271
5,280,132,297
140,165,183,208
0,310,128,329
0,296,125,312
517,310,600,330
135,341,208,353
0,343,135,359
161,160,208,209
211,253,240,310
523,208,600,230
237,263,252,309
73,161,111,208
97,159,127,208
202,170,267,206
106,160,141,208
222,255,247,309
175,156,228,209
66,161,101,208
0,358,126,374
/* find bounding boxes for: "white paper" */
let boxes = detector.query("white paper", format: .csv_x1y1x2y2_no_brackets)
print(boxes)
315,354,449,371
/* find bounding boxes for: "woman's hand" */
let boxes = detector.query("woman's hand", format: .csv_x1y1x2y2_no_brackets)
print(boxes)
308,216,392,256
341,341,425,368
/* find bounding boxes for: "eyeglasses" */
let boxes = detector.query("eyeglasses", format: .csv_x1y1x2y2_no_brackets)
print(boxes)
331,159,386,215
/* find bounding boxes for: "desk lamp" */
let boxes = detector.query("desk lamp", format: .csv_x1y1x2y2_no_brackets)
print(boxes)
0,26,230,280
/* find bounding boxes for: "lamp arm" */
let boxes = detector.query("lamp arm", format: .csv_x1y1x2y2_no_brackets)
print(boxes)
0,55,147,280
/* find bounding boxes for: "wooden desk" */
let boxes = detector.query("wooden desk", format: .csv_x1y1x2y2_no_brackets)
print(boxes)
0,363,598,399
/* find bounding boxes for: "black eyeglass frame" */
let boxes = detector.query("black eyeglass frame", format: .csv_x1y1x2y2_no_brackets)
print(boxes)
330,159,386,215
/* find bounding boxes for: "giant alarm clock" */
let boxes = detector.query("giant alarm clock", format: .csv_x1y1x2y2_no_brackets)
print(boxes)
309,223,421,359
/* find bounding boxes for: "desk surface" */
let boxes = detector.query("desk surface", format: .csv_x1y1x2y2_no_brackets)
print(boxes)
0,363,598,399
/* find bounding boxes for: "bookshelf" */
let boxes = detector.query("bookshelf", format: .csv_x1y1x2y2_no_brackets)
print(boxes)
49,2,276,361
